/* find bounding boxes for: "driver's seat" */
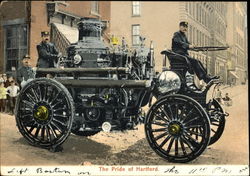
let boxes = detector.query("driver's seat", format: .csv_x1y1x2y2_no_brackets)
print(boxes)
161,50,193,77
161,50,203,92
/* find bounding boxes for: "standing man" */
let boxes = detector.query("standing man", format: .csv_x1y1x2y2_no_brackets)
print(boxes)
171,21,219,83
6,80,20,115
16,54,35,87
36,31,61,68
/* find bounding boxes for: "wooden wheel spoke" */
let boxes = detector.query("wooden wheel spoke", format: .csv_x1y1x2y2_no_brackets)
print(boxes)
175,138,179,156
36,85,42,101
154,111,169,123
166,138,174,154
53,113,68,119
51,100,62,108
45,126,52,142
159,107,171,121
22,100,34,108
183,116,200,125
41,126,46,141
22,119,35,127
180,139,187,155
28,126,35,133
48,124,59,138
211,128,217,133
51,121,63,134
42,84,48,101
34,125,41,138
151,121,168,127
152,127,168,133
185,124,203,129
211,122,220,126
52,118,67,128
180,136,195,152
186,129,203,137
26,92,37,104
159,135,172,148
53,107,67,112
174,103,179,120
184,132,200,148
50,91,62,105
154,131,169,141
182,108,194,121
30,87,39,102
166,104,174,120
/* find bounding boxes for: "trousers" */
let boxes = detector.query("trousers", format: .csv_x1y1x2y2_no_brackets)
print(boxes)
187,56,207,80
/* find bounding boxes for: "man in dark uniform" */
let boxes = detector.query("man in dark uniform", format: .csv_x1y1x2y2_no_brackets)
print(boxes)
36,31,61,68
16,54,35,87
171,21,219,83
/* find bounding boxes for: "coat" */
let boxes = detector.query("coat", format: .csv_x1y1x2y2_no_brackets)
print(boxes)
16,66,35,85
171,31,190,56
36,41,59,68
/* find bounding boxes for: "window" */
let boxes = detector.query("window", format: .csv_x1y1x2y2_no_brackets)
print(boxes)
132,24,140,45
132,1,140,16
189,3,192,16
185,2,188,12
5,25,28,72
189,25,193,43
91,1,99,14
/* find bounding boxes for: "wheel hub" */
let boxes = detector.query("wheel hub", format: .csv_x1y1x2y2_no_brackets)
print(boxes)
33,102,52,124
34,105,49,120
168,122,182,136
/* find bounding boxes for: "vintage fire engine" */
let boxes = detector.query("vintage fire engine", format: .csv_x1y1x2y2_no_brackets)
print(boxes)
15,17,229,163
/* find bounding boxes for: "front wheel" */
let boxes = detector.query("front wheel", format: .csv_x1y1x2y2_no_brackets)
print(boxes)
15,78,74,149
145,94,211,163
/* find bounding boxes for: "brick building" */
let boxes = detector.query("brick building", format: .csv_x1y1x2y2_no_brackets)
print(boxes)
0,1,110,76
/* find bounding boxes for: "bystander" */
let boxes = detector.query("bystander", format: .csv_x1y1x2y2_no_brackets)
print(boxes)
0,82,7,113
6,81,20,115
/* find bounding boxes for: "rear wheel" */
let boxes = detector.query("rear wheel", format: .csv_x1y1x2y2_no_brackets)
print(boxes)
207,99,226,145
145,94,211,163
15,78,74,149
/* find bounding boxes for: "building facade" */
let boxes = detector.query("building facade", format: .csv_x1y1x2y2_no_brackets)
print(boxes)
109,1,247,84
226,2,247,85
0,1,247,85
0,1,110,76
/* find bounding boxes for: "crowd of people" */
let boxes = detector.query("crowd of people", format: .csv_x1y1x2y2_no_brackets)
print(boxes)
0,73,20,115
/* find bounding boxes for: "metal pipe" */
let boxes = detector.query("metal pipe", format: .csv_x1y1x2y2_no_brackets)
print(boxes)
36,67,129,74
55,79,152,88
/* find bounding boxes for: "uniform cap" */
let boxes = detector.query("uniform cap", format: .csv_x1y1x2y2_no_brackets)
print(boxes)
179,21,188,27
41,31,50,36
22,54,31,60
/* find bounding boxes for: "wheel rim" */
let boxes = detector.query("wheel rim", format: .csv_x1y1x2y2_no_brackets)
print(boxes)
15,78,74,148
207,99,226,145
145,94,210,163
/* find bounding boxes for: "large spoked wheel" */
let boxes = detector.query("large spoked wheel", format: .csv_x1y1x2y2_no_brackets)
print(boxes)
207,99,226,146
145,94,211,163
15,78,74,149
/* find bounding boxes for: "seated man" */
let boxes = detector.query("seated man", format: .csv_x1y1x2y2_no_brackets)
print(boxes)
171,21,219,83
16,54,35,87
